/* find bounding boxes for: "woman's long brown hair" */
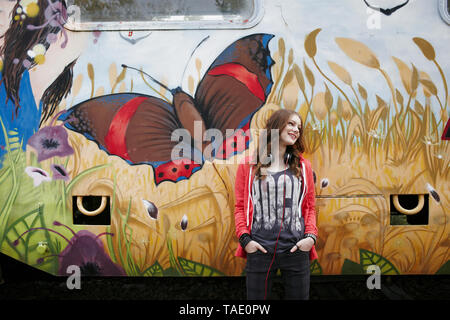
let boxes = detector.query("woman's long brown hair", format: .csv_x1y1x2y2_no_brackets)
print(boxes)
0,0,74,123
253,109,306,179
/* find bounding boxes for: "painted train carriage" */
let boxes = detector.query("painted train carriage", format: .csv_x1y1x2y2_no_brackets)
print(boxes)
0,0,448,278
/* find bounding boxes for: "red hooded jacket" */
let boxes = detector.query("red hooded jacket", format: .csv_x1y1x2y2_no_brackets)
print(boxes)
234,154,318,261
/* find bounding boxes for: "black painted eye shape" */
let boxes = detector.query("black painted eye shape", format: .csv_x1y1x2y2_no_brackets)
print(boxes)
73,196,111,225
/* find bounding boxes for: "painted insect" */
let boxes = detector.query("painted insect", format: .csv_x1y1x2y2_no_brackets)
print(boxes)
59,33,275,184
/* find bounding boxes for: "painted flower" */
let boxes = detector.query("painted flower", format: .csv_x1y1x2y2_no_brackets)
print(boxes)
57,229,126,276
14,221,126,276
27,0,68,48
51,163,70,181
27,43,47,65
46,32,58,44
45,1,68,28
27,125,74,162
21,0,39,17
25,166,51,186
15,0,39,21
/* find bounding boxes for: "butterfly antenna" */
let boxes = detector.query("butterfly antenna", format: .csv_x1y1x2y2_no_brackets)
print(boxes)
180,35,210,85
121,64,171,93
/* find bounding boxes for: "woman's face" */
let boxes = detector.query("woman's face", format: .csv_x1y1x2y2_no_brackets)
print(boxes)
280,114,302,146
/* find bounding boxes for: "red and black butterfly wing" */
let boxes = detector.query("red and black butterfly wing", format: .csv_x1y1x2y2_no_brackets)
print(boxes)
59,93,202,184
60,34,275,184
193,33,275,159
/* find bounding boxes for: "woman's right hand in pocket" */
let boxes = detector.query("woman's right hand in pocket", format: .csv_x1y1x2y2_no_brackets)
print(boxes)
245,240,267,254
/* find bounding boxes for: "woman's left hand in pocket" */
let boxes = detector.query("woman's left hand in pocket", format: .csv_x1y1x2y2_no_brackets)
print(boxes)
290,237,314,253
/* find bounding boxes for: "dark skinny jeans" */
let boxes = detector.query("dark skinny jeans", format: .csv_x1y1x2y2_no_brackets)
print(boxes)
245,249,310,300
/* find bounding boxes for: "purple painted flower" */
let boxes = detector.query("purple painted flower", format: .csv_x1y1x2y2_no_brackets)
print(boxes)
46,32,58,44
57,229,126,276
13,221,126,276
25,166,51,186
22,59,32,69
45,1,68,27
27,124,74,162
51,163,70,181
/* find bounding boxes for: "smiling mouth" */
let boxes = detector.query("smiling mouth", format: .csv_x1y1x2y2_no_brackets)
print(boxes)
288,133,298,139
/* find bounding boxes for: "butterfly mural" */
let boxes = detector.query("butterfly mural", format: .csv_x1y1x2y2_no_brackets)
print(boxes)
59,33,275,184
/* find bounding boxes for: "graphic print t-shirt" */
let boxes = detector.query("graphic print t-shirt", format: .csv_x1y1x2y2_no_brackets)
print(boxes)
251,168,304,253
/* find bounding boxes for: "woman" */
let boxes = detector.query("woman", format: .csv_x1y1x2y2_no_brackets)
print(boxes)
234,109,318,300
0,0,81,166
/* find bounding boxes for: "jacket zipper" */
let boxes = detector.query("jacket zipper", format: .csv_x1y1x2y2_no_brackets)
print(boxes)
246,166,253,228
298,162,307,218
